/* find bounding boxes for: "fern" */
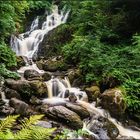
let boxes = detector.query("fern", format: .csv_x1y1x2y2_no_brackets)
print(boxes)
20,114,44,129
0,114,56,139
0,115,19,132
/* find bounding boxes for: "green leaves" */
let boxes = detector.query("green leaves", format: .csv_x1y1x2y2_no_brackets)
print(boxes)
0,115,56,140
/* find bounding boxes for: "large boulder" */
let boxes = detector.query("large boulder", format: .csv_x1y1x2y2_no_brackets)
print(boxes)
67,69,81,85
29,81,48,97
16,56,26,69
5,79,32,100
9,98,29,116
42,72,52,81
42,58,68,72
41,105,83,130
85,85,101,102
100,88,126,117
24,69,43,81
4,87,21,99
65,103,90,119
5,79,48,100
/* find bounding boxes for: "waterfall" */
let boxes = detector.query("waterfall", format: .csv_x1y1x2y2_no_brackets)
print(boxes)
10,5,70,73
9,4,140,139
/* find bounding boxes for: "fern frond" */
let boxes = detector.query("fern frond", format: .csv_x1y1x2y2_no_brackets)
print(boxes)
20,115,44,129
14,128,31,139
0,130,15,139
30,126,56,140
0,115,19,131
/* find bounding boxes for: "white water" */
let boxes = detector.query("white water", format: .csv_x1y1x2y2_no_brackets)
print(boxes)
10,5,70,73
9,4,140,139
79,101,140,139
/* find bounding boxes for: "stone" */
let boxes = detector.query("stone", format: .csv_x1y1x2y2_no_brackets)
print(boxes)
85,85,101,101
67,69,81,86
9,98,29,116
0,105,15,115
30,96,42,105
65,103,90,119
42,58,68,72
100,88,126,117
16,56,26,69
87,116,119,139
4,88,21,99
29,81,48,97
5,79,48,99
36,121,52,128
24,69,43,81
42,72,52,81
42,105,83,130
5,79,32,101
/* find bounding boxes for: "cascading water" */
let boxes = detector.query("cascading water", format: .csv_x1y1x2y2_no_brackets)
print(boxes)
43,77,140,139
9,4,140,139
10,5,70,73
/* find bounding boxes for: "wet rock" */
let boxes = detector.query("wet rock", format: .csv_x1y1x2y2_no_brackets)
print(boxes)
65,103,90,119
85,85,101,101
67,69,81,85
88,116,119,139
29,81,48,97
16,56,26,69
100,88,126,117
4,88,21,99
24,69,43,81
9,98,29,116
42,72,52,81
5,79,32,100
36,121,52,128
36,60,44,70
0,105,15,115
5,79,48,99
42,105,83,130
42,58,68,72
30,96,42,105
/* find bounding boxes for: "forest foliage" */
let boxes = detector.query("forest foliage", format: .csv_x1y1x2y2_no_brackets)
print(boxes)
0,0,140,119
61,0,140,118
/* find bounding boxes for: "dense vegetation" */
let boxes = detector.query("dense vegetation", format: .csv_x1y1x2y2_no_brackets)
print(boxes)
59,0,140,119
0,0,140,123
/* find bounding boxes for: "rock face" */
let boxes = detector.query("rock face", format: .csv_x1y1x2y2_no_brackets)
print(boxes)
37,24,74,60
5,79,48,99
4,88,21,99
16,56,26,69
42,72,52,81
85,85,101,101
29,81,48,97
24,70,43,81
65,103,90,119
100,88,126,117
41,105,83,130
9,98,29,116
87,116,119,139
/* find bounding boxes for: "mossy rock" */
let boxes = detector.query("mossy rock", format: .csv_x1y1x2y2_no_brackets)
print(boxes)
85,85,101,101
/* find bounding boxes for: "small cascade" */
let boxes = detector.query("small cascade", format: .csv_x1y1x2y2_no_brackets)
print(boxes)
79,101,140,139
9,4,140,139
10,5,70,71
44,77,88,101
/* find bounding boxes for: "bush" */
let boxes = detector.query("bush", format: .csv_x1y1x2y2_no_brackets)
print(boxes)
0,64,20,80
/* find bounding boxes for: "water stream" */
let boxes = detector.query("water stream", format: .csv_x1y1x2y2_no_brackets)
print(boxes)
9,5,140,139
